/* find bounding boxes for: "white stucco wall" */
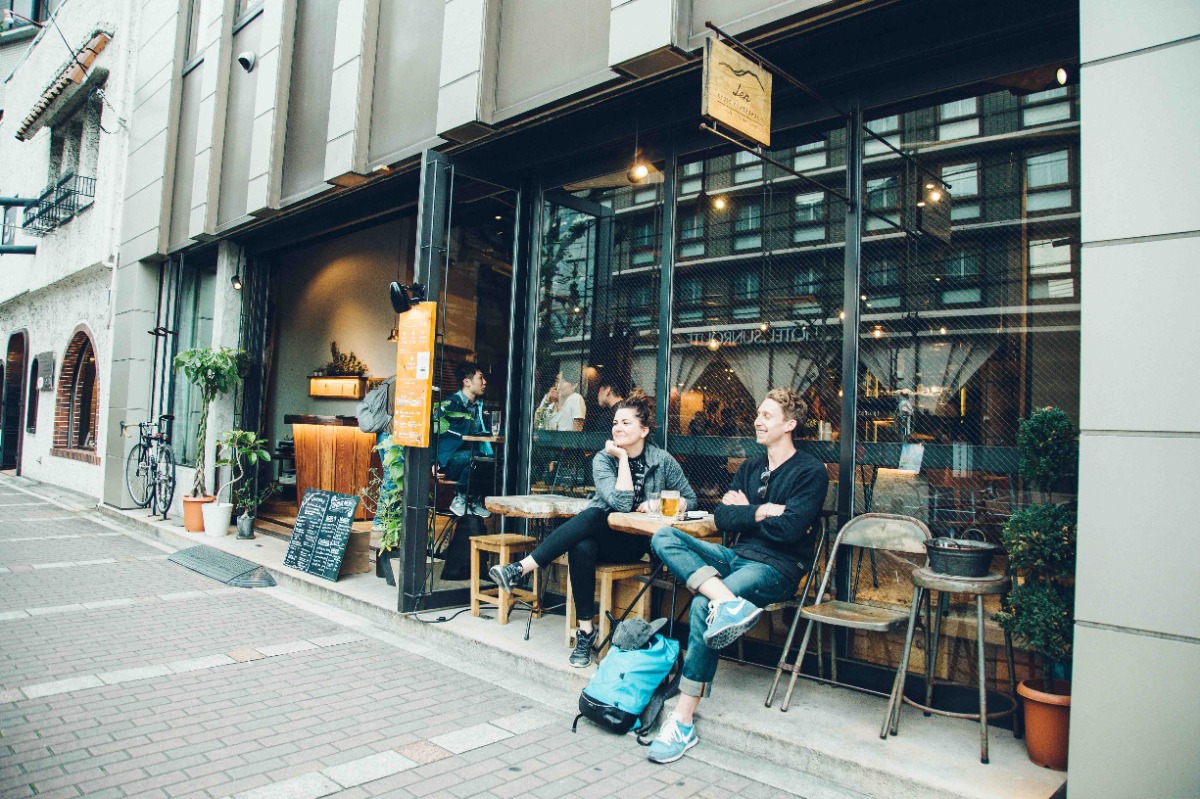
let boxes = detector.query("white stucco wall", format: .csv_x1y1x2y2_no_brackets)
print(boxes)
0,264,113,498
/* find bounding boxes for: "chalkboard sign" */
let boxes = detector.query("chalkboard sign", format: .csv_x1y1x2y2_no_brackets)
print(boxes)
283,489,360,582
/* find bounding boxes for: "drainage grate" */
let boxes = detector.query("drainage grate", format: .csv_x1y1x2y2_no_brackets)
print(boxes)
168,545,277,588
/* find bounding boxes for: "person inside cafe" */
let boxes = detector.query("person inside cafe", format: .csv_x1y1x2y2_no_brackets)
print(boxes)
490,393,697,667
435,360,494,517
535,365,586,432
587,373,630,434
646,387,829,764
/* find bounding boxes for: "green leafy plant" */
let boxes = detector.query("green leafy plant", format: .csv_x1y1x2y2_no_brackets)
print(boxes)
433,399,473,436
213,430,272,506
367,438,406,553
995,407,1078,677
319,341,369,377
174,347,245,497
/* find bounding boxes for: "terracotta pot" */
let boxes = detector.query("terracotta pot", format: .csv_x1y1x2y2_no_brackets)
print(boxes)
1018,679,1071,770
182,496,215,532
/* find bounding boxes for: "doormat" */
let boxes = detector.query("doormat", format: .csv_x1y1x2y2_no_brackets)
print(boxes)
168,545,277,588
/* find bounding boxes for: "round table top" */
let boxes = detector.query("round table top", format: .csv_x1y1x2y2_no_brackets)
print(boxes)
911,566,1011,595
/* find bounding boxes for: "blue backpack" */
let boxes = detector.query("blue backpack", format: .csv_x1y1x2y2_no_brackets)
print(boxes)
572,634,681,742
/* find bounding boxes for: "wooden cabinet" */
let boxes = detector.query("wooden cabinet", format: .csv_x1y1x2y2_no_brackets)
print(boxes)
287,416,379,520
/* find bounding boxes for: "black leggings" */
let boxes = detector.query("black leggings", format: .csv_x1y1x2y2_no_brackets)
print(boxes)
529,507,649,621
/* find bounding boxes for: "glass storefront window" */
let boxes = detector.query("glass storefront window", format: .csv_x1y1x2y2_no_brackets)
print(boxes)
171,258,217,466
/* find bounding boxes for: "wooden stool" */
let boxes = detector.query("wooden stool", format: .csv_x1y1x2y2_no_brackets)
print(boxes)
566,562,651,655
470,534,540,624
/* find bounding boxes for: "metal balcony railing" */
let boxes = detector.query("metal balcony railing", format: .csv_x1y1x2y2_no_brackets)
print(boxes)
21,173,96,237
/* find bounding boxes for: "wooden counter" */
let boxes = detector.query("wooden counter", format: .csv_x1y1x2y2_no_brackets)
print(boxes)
286,415,378,520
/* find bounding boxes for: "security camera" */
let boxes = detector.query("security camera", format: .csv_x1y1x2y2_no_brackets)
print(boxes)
237,51,256,72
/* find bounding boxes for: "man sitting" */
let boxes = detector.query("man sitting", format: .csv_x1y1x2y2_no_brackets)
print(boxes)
435,361,493,517
647,387,828,763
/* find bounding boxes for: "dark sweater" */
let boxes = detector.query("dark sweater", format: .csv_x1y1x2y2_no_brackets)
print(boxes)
713,450,829,587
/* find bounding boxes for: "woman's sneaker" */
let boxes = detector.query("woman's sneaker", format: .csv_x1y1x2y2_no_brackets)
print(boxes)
569,628,596,668
702,598,763,649
488,562,523,593
647,713,698,763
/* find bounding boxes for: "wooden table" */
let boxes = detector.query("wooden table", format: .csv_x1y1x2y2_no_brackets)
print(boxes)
606,511,718,539
484,493,589,519
463,435,505,444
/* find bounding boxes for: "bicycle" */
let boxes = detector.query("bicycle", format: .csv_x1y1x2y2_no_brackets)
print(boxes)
123,414,177,518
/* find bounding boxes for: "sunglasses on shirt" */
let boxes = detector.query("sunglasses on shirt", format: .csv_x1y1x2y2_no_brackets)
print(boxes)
756,467,772,500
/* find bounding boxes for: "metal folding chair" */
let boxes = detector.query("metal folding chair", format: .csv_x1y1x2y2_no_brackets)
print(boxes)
773,512,930,712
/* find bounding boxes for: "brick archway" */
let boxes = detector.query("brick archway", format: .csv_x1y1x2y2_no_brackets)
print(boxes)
52,327,101,465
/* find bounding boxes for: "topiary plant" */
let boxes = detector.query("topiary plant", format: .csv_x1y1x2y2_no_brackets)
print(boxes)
995,407,1078,678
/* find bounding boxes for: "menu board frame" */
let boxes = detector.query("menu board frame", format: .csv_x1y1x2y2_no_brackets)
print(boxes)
283,489,360,582
392,301,438,448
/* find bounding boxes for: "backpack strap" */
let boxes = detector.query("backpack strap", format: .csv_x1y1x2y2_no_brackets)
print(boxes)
636,659,682,746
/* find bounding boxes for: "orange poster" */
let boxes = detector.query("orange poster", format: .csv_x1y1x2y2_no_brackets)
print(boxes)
392,301,437,448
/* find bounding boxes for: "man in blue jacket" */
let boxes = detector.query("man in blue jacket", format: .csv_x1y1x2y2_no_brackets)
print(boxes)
436,361,493,517
648,387,829,763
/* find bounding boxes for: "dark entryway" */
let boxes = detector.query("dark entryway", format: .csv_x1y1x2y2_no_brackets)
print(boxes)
2,331,28,472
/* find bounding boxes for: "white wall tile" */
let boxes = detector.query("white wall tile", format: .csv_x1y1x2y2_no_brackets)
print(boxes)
1081,0,1200,63
1079,236,1200,434
1069,625,1200,798
1076,434,1200,639
1081,41,1200,242
609,0,672,66
440,0,485,85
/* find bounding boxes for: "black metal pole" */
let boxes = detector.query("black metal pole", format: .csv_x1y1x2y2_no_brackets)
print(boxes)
655,141,677,447
837,105,864,609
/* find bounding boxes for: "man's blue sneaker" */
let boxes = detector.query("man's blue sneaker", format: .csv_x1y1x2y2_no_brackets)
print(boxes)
647,714,698,764
702,598,763,649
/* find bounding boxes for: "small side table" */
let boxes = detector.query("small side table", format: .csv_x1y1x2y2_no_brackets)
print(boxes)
881,567,1020,764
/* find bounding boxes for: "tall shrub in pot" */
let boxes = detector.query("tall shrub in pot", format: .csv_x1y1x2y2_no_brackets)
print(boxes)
995,406,1077,770
174,347,245,530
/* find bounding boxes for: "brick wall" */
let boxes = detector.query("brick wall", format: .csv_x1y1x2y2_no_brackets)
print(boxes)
51,328,100,465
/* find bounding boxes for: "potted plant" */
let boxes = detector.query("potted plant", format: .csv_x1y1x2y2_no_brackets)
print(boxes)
995,406,1077,771
205,430,272,538
368,437,405,586
234,476,279,540
174,347,245,531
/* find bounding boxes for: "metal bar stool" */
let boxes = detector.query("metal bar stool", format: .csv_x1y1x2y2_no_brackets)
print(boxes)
881,566,1020,763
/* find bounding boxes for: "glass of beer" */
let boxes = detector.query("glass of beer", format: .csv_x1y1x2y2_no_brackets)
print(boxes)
660,490,680,520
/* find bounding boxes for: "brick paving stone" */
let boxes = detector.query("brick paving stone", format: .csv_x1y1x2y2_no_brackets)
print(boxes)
1,483,798,799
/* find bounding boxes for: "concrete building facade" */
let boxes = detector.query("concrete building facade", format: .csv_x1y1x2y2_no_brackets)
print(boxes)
1,1,1197,796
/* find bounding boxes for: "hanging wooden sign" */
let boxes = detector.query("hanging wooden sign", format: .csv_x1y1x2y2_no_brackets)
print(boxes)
702,37,772,146
392,301,437,448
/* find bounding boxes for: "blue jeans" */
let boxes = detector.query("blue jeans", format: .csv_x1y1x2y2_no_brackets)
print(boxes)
651,528,792,698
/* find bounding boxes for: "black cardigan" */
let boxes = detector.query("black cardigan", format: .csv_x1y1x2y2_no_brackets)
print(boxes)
713,450,829,587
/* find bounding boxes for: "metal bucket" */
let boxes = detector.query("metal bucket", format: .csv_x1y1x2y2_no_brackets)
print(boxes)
925,537,999,577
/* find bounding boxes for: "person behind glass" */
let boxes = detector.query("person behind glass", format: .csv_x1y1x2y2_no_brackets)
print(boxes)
435,361,494,517
588,374,631,434
646,388,828,764
490,393,696,667
536,366,586,432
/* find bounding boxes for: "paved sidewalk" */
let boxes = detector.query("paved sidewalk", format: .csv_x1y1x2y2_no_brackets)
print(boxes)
0,477,825,799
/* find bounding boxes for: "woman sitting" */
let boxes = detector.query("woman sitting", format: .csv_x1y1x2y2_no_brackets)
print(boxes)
490,393,697,667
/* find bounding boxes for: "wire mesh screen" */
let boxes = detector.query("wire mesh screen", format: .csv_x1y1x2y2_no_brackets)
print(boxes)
851,86,1081,612
667,130,847,508
528,169,664,494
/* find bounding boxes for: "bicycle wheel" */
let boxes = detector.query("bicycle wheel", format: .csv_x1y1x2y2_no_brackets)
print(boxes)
125,443,151,508
153,444,177,516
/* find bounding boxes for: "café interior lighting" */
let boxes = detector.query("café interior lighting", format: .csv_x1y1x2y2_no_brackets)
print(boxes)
387,327,399,343
389,282,426,315
758,321,770,332
711,196,728,211
707,336,720,351
628,161,650,183
872,326,883,338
